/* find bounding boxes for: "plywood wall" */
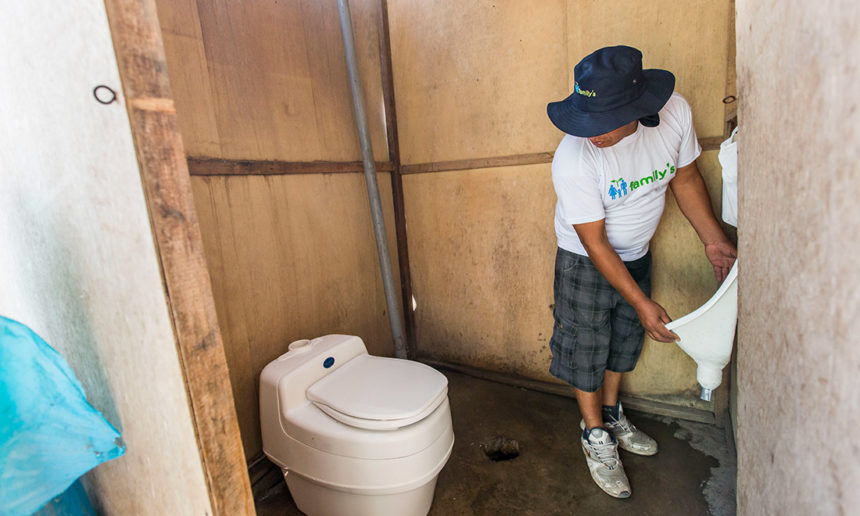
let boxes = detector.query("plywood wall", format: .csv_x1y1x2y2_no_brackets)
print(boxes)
391,0,733,407
156,0,400,457
735,0,860,512
403,164,558,374
389,0,569,164
568,1,731,140
157,0,388,162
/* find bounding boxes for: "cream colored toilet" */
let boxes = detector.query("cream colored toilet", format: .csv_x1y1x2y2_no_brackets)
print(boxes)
260,334,454,516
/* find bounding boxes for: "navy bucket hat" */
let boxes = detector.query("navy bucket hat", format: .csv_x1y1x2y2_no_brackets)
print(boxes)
547,46,675,138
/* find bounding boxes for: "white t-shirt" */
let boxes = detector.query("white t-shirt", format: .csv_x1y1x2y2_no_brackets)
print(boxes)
551,92,702,261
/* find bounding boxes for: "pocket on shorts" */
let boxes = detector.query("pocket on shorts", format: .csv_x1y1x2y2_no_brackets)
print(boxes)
554,251,609,329
558,249,581,274
548,320,577,384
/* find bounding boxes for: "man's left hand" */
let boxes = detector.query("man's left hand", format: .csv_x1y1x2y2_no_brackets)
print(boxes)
705,241,737,283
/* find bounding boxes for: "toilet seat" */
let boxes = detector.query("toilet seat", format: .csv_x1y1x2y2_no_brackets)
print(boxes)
313,390,448,431
307,355,448,431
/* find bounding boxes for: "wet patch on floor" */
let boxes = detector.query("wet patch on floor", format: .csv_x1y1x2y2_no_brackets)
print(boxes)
655,416,738,516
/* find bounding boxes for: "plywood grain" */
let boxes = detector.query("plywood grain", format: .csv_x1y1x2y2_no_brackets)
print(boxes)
403,164,558,377
388,0,569,164
567,0,732,140
191,173,401,456
156,0,388,162
155,0,222,157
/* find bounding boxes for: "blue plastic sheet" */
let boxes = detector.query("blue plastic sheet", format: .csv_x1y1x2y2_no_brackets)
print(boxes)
0,316,125,516
32,480,95,516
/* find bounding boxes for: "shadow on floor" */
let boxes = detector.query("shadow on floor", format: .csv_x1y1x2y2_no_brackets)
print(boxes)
254,370,736,515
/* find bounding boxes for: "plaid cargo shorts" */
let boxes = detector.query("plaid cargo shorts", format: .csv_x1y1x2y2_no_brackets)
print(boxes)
548,247,652,392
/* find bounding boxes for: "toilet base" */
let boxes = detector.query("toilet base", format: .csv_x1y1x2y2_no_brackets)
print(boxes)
285,470,439,516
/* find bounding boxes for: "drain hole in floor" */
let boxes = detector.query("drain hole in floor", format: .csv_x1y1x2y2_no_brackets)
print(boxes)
482,435,520,461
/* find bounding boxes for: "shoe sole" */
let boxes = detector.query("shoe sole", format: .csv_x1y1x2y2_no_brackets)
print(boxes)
623,444,658,456
581,443,631,499
579,419,658,456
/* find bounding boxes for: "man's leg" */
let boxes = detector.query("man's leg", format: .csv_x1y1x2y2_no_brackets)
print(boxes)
599,254,658,455
575,386,604,430
601,370,622,408
577,369,621,428
575,381,631,499
548,248,630,498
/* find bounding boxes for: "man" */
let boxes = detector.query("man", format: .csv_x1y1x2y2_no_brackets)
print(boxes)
545,46,736,498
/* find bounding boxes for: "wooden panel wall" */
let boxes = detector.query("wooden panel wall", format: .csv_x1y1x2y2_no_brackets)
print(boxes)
156,0,399,457
568,0,732,140
389,0,568,165
392,0,734,407
403,164,557,373
158,0,388,162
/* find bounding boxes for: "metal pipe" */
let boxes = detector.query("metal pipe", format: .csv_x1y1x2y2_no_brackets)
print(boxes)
337,0,406,359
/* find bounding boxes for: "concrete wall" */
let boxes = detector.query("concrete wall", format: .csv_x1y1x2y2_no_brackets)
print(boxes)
0,2,211,514
735,0,860,513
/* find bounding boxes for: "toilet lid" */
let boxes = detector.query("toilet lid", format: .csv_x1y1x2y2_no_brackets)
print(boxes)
307,354,448,431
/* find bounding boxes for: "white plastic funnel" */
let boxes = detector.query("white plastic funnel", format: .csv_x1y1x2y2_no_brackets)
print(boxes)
665,261,738,401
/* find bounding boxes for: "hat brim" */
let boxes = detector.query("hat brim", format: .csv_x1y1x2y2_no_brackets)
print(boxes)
547,69,675,138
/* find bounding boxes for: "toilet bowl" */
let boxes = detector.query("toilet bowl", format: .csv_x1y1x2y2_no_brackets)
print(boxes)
260,335,454,516
665,261,739,401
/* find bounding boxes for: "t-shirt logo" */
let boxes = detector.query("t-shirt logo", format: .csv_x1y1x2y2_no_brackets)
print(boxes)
608,164,677,200
608,178,628,200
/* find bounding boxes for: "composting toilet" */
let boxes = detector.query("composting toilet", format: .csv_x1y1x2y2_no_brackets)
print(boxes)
260,334,454,516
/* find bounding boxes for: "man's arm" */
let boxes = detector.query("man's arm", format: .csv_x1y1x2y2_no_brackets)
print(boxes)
669,161,738,281
573,220,679,343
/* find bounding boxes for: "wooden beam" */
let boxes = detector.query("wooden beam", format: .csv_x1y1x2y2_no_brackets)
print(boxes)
187,136,723,180
400,136,722,175
187,157,394,175
699,136,725,151
377,0,417,358
102,1,254,514
401,151,554,175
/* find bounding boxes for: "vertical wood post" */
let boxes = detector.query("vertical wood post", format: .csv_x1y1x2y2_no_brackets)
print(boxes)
377,0,417,357
102,1,255,513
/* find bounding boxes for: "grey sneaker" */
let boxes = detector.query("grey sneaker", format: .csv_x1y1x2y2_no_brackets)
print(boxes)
581,428,631,499
580,404,658,456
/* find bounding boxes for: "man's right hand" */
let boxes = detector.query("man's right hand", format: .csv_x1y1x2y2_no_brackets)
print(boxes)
635,299,679,343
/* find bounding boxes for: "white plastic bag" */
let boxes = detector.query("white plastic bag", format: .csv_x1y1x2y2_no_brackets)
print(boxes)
718,127,739,227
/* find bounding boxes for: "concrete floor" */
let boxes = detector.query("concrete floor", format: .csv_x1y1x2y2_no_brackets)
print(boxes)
254,370,736,515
